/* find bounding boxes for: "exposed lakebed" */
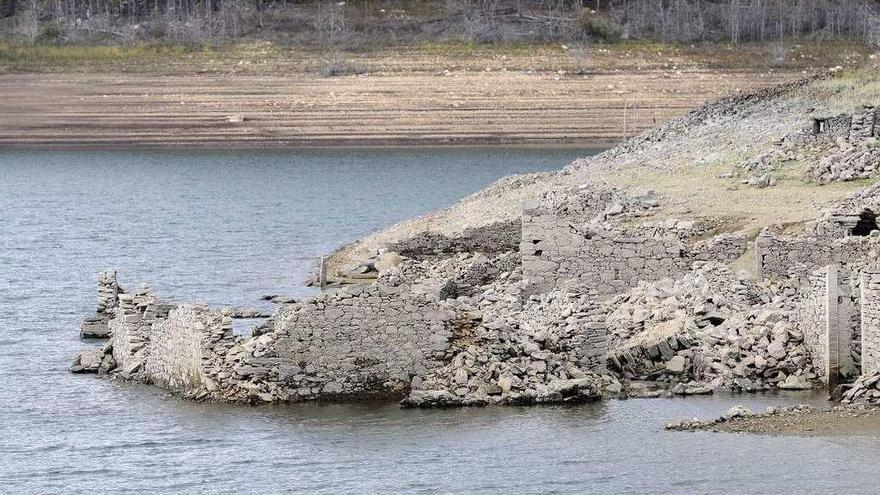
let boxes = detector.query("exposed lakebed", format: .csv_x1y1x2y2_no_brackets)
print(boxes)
2,148,879,494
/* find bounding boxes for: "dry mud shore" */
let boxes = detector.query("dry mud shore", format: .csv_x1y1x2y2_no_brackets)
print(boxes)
0,70,795,148
666,404,880,437
2,42,851,149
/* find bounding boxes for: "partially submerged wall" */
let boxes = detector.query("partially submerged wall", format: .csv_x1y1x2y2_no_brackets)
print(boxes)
109,289,161,376
270,283,457,400
145,305,233,397
80,270,122,338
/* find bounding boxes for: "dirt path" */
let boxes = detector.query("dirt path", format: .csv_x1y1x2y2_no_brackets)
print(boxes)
0,69,797,148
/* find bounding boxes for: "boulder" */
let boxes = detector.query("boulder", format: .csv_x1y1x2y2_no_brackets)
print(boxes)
665,355,686,374
80,317,110,339
401,390,462,408
69,349,104,373
777,374,813,390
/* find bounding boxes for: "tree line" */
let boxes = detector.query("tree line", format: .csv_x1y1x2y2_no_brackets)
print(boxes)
1,0,878,45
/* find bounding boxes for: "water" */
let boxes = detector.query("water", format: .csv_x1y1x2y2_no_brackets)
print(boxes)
1,148,879,494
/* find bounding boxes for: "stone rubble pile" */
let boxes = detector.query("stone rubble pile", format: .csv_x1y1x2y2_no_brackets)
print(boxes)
379,251,519,300
841,370,880,404
606,262,818,393
739,104,879,184
803,138,880,183
404,276,611,407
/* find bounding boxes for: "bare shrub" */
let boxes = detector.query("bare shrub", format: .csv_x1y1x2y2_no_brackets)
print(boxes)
575,8,619,41
17,0,39,43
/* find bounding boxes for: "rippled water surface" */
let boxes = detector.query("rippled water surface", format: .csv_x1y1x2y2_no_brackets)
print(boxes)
2,148,880,494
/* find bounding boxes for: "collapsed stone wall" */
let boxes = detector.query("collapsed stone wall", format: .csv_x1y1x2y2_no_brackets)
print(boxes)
520,289,607,372
605,262,820,392
403,278,611,407
804,106,879,183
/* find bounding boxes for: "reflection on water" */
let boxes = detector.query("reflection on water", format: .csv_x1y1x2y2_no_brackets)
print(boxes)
1,148,879,494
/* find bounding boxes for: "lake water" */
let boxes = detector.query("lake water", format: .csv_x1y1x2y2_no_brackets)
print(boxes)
1,148,879,494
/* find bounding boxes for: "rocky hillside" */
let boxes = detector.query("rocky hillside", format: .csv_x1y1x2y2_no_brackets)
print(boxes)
329,68,880,278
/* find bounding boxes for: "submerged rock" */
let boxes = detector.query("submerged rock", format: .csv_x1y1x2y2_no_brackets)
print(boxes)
69,348,106,374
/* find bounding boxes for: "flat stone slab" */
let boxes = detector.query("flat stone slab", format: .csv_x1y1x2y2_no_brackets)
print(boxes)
80,317,110,339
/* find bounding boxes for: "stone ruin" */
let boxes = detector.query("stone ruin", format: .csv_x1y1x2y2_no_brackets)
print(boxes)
70,171,880,407
521,185,747,296
79,270,121,338
744,104,879,184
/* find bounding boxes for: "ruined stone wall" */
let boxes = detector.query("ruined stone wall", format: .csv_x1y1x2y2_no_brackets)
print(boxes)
109,289,160,376
693,234,749,262
860,267,880,375
849,105,877,141
521,224,692,296
757,233,880,281
521,185,746,297
96,270,120,316
795,268,830,379
80,270,122,338
144,305,233,397
792,265,857,385
270,283,457,400
522,211,745,297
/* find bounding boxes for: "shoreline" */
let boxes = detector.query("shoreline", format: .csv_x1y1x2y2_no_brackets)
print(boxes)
0,140,616,152
667,404,880,437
